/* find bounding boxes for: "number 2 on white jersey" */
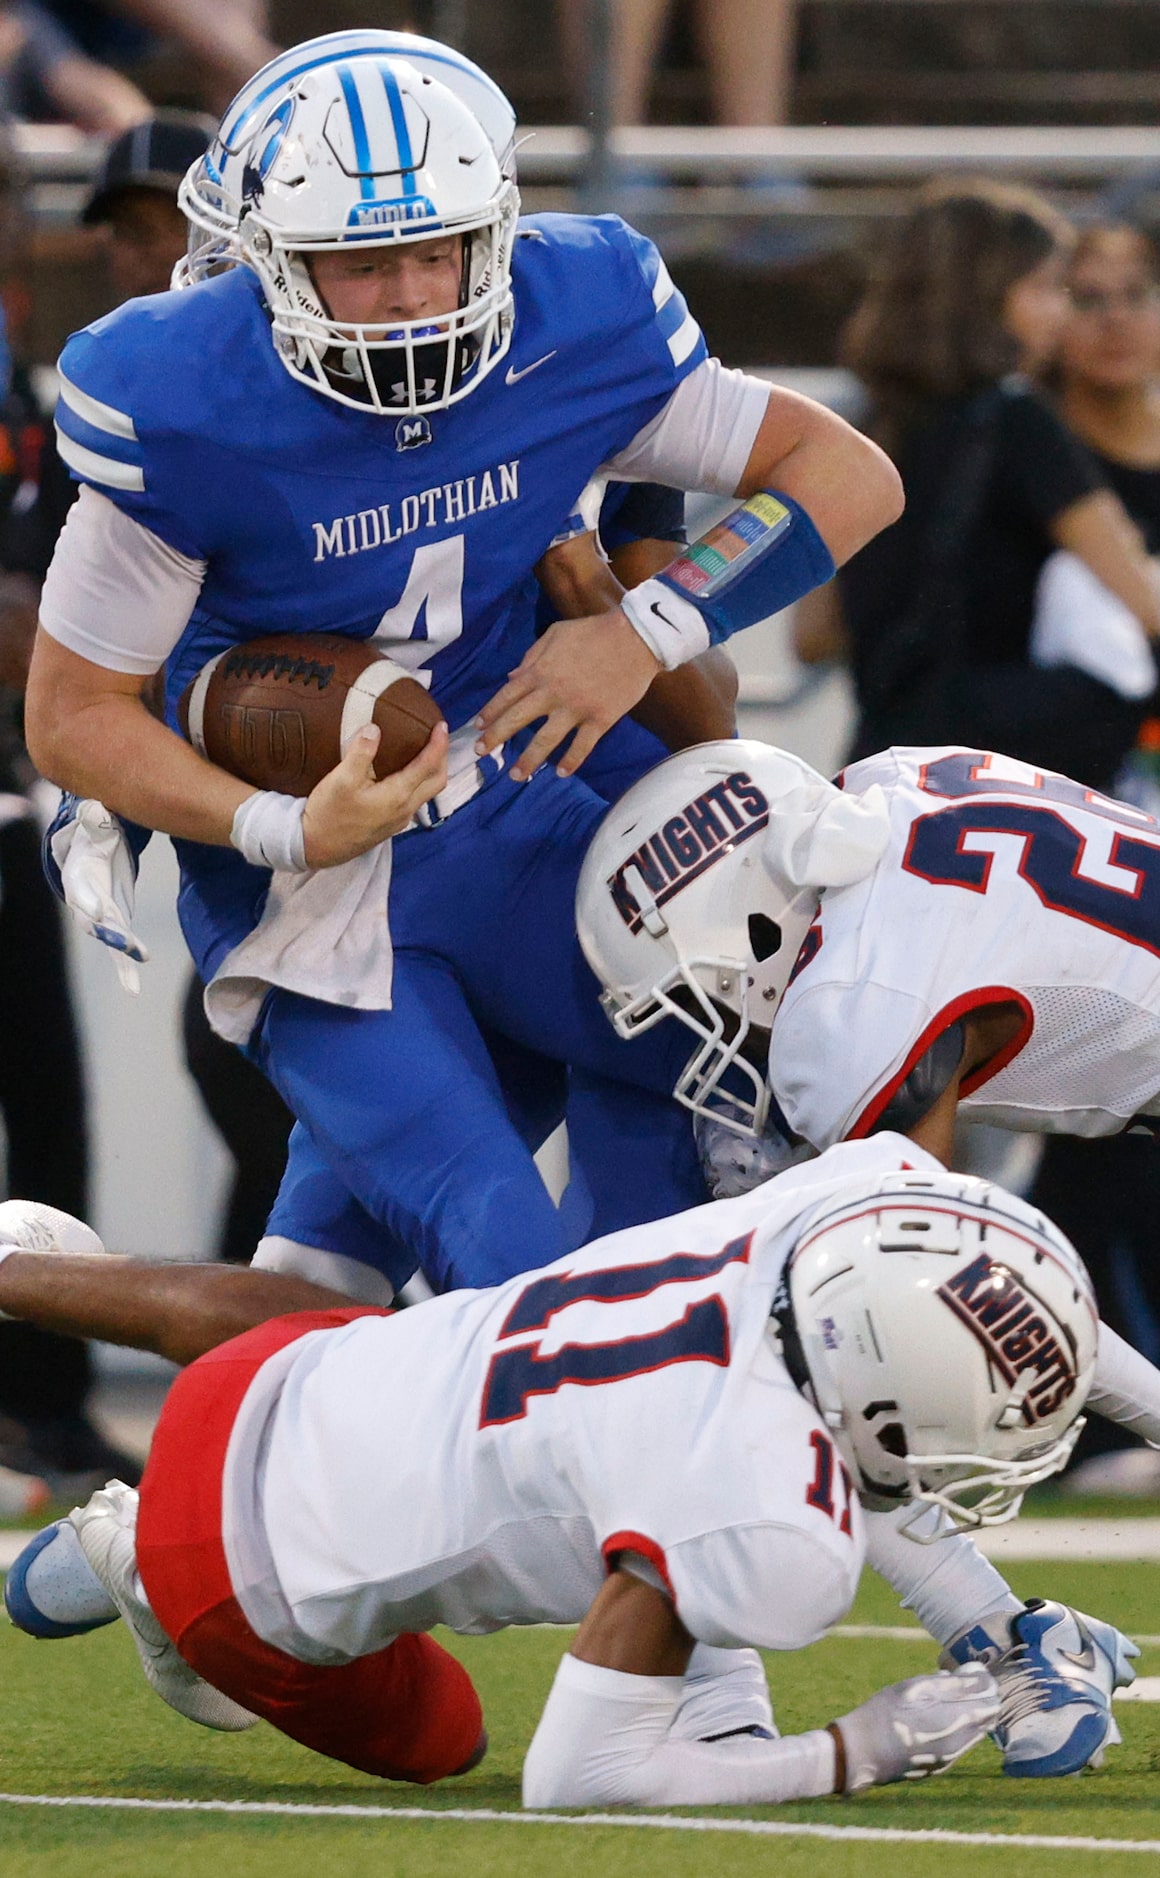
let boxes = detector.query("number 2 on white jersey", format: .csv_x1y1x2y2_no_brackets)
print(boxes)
372,536,465,678
906,750,1160,955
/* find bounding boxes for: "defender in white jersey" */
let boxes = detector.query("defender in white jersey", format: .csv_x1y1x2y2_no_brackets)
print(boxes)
775,745,1160,1155
579,739,1160,1167
0,1139,1128,1804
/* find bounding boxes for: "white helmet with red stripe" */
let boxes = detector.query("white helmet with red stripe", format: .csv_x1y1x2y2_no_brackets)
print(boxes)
779,1167,1098,1537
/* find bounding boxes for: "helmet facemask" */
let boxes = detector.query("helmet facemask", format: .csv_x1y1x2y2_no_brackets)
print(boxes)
177,51,518,415
598,864,819,1139
256,192,518,415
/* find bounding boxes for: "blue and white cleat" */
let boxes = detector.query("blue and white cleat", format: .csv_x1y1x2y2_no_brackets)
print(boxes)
4,1517,118,1638
941,1599,1140,1776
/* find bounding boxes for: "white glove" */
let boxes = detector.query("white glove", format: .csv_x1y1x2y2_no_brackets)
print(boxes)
0,1199,108,1319
49,799,149,994
833,1664,1000,1792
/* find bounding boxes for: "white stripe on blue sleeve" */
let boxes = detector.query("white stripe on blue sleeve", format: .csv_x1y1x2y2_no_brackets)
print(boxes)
55,426,146,492
667,310,702,366
651,257,676,312
57,368,137,441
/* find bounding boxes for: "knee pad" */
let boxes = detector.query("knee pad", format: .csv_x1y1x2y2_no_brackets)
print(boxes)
252,1236,393,1306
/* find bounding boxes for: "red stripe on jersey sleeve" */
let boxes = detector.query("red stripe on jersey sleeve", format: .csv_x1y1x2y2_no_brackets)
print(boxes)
846,986,1034,1140
602,1530,676,1602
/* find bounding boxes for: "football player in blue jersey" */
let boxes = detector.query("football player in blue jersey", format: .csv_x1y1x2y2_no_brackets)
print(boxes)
25,30,901,1295
46,475,739,1297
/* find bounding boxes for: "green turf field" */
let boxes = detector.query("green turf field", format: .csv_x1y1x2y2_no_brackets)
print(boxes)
1,1552,1158,1878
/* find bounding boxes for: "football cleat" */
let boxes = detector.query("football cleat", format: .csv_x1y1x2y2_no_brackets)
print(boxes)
70,1480,258,1732
941,1599,1140,1776
4,1516,118,1638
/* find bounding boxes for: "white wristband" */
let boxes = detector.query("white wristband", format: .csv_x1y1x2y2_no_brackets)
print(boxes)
620,578,712,671
230,791,309,873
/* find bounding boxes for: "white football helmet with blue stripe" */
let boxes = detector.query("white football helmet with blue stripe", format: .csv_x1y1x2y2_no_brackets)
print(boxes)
180,34,518,414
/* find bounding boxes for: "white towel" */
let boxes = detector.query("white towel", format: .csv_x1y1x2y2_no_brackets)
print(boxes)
205,839,395,1045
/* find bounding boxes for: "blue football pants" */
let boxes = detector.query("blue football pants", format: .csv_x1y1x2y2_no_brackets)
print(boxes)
255,767,702,1292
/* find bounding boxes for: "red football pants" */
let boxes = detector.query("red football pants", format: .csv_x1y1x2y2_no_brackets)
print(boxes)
135,1308,484,1783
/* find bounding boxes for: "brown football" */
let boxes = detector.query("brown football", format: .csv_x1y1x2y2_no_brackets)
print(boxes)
178,634,443,796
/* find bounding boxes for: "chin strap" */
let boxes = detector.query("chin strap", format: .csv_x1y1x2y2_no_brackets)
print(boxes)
770,1279,811,1396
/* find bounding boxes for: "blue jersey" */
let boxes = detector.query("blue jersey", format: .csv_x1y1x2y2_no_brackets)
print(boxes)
55,214,707,737
599,479,686,554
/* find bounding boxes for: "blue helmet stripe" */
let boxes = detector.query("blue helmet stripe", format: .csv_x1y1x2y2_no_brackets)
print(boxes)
378,61,417,196
222,41,367,148
336,63,377,199
384,43,510,110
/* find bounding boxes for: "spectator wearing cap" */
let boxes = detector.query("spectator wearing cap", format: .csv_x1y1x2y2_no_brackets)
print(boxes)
8,107,214,568
81,105,215,299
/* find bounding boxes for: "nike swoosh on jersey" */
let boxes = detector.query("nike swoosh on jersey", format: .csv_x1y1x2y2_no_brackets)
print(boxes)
505,351,558,385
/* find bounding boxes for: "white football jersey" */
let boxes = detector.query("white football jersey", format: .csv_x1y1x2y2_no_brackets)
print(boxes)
772,746,1160,1146
220,1140,929,1666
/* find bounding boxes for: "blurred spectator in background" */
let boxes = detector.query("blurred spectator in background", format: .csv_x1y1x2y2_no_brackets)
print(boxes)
0,0,277,132
0,1,147,131
1027,221,1160,1496
82,102,214,290
610,0,798,126
0,121,140,1497
556,0,798,127
1056,223,1160,553
5,109,216,573
796,179,1159,793
9,108,297,1270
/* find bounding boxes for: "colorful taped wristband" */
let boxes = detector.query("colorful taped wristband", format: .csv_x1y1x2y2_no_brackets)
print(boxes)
620,490,836,669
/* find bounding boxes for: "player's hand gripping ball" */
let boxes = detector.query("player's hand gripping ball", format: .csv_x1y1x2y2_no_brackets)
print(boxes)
178,635,443,796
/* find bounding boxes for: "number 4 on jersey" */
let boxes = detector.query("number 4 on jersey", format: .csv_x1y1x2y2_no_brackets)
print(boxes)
373,536,465,674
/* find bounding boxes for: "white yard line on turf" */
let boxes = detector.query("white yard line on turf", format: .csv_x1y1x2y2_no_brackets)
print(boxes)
4,1519,1160,1574
827,1625,1160,1645
975,1519,1160,1561
0,1794,1159,1854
